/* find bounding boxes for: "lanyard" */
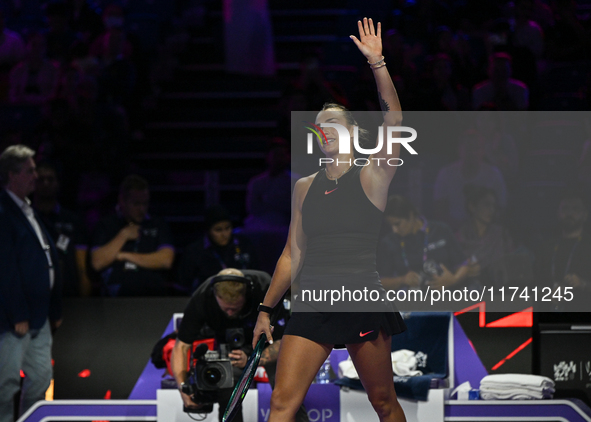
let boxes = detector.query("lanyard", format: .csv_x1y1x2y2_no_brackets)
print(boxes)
400,218,429,270
210,237,245,269
551,236,581,279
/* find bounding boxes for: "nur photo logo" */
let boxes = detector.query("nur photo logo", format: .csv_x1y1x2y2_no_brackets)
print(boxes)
303,121,418,167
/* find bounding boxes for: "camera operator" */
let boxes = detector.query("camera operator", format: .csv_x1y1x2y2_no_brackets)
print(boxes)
171,268,307,422
377,195,479,290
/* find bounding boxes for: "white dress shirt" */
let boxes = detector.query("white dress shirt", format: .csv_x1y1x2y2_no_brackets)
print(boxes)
6,189,55,289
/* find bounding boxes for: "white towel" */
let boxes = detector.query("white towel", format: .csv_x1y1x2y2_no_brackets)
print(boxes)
391,349,423,377
338,357,358,379
480,374,554,389
480,384,555,394
479,374,555,400
480,388,554,400
338,349,423,379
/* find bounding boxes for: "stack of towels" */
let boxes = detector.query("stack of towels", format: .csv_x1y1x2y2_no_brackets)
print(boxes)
480,374,555,400
339,349,423,379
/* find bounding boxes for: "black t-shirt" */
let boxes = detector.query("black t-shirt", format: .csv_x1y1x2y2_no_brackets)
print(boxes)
37,204,88,297
178,233,259,293
536,235,591,287
91,213,174,296
177,270,288,354
377,220,467,278
535,234,591,310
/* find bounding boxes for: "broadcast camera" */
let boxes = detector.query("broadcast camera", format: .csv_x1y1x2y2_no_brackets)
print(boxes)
225,328,245,350
181,343,234,414
181,328,248,414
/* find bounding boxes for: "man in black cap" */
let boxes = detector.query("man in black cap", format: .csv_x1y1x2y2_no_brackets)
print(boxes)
178,204,259,294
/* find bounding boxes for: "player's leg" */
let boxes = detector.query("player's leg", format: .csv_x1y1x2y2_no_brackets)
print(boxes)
265,361,309,422
269,335,332,422
346,330,406,422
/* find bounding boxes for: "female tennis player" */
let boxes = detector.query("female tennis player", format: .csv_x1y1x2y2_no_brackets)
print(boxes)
253,18,407,422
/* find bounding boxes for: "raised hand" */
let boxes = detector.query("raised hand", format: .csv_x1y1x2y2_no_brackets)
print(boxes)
350,17,383,62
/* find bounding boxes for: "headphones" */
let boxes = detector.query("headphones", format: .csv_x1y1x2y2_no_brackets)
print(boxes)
208,274,254,291
208,274,255,319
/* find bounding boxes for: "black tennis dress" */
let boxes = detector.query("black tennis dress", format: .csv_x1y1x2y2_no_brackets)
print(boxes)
284,165,406,345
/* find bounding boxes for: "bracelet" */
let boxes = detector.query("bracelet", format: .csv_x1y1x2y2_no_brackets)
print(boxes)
258,303,273,314
367,56,384,66
370,62,386,70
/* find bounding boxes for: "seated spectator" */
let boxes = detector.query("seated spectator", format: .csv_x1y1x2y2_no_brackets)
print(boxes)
32,97,93,206
545,0,590,62
224,0,275,77
417,53,470,110
276,86,306,141
456,185,514,287
0,9,25,68
0,8,26,100
242,138,296,274
472,52,529,110
531,0,555,30
90,175,175,296
475,104,519,185
433,129,507,230
89,3,147,122
377,195,478,290
486,17,538,99
44,1,78,64
535,188,591,309
33,162,91,296
578,117,591,187
178,204,259,294
432,25,482,91
95,28,136,108
297,53,349,111
69,40,99,80
68,0,103,42
382,29,417,89
53,41,99,111
89,4,133,62
513,0,545,60
244,138,295,231
9,33,59,105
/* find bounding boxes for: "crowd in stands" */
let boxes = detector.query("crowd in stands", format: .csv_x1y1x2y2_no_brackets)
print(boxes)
1,0,590,299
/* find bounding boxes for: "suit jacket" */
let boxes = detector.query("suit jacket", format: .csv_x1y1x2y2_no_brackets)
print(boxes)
0,189,62,334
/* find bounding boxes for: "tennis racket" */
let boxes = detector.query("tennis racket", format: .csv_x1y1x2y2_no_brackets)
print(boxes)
222,334,267,422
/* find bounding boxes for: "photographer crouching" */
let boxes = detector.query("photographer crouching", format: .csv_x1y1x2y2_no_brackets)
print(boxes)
171,268,308,422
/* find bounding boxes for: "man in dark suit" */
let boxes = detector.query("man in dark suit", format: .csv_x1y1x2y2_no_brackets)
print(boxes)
0,145,62,422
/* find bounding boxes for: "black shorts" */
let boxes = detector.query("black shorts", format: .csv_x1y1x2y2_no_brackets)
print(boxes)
284,310,406,346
